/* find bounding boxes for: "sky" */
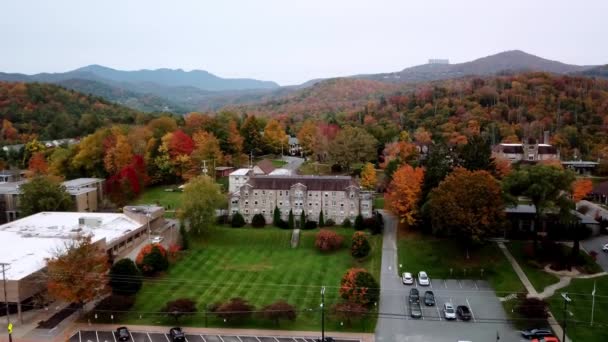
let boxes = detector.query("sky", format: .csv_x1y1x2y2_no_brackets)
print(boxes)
1,0,607,86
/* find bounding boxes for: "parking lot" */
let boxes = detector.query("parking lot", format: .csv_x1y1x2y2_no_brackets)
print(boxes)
69,330,361,342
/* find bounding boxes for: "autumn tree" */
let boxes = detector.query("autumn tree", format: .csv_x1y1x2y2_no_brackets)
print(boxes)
329,126,378,170
331,302,368,325
181,176,225,234
27,152,48,176
1,119,18,141
163,298,197,323
297,120,318,158
20,176,74,216
385,165,424,226
339,268,380,307
263,119,288,154
46,235,109,305
572,179,593,202
428,168,505,245
260,300,297,326
315,229,344,252
226,119,245,164
73,128,110,177
147,116,178,139
215,297,255,324
109,258,142,296
351,231,371,258
48,146,78,178
241,115,264,155
136,244,169,276
103,128,134,175
360,163,377,190
190,130,224,178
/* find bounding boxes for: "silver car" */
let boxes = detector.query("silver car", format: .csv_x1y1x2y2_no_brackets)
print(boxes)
418,271,430,286
402,272,414,285
444,303,456,320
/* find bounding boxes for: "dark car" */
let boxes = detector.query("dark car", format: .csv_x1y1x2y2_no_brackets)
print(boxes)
316,338,335,342
409,301,423,319
423,291,435,306
116,327,130,341
169,327,185,342
521,328,554,339
456,305,472,321
409,288,420,303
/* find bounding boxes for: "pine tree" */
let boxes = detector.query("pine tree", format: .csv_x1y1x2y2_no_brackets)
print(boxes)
354,214,364,231
318,210,325,227
300,211,306,229
288,209,295,230
179,221,189,250
273,206,281,226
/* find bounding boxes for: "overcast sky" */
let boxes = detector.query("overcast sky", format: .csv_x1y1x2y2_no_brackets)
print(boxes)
1,0,606,85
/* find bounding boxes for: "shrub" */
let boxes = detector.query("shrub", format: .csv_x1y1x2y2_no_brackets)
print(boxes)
136,244,169,276
179,222,189,250
273,206,281,226
325,219,336,227
162,298,197,323
514,296,548,320
318,211,325,227
354,214,364,230
331,302,368,325
288,209,294,229
371,212,384,235
339,268,380,307
315,229,344,252
304,220,318,230
94,294,135,313
342,218,352,228
216,214,229,225
215,298,255,324
251,213,266,228
260,300,297,326
590,250,598,261
276,219,289,229
331,164,343,173
109,258,142,296
351,232,371,258
231,212,245,228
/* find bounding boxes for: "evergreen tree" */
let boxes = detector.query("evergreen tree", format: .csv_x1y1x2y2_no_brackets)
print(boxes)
288,209,295,230
179,221,189,250
354,214,364,231
273,206,281,226
458,135,495,172
318,210,325,227
300,211,306,229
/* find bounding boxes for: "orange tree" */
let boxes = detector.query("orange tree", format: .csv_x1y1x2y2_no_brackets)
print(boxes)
339,268,379,307
572,178,593,202
46,235,109,305
136,244,169,276
428,168,505,245
385,164,424,226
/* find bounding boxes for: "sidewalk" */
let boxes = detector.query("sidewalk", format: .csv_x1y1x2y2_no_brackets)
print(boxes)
497,242,570,342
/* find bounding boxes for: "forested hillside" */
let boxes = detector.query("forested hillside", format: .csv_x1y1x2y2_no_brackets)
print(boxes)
0,82,151,142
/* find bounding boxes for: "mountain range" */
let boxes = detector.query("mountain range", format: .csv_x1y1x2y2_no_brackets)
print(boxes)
0,50,604,113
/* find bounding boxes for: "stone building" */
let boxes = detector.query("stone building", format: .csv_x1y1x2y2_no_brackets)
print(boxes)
229,175,373,225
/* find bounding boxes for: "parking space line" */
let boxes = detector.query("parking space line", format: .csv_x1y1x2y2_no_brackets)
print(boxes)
474,281,479,290
129,332,135,342
95,331,99,342
237,337,243,342
429,280,433,289
164,332,170,341
414,279,418,287
255,337,261,342
458,280,462,288
466,298,477,322
200,335,207,342
444,280,447,289
219,336,225,342
435,304,442,321
79,331,82,342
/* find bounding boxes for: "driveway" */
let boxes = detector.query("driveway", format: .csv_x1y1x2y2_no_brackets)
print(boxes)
582,235,608,271
281,156,304,172
374,211,523,342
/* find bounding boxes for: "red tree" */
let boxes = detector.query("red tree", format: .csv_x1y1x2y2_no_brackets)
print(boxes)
169,130,194,158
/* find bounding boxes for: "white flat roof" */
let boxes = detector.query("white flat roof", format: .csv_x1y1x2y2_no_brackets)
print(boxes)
268,168,292,176
0,212,142,280
62,178,103,188
230,168,251,176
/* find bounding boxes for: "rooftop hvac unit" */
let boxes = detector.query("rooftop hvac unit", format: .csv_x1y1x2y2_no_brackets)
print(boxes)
78,217,102,227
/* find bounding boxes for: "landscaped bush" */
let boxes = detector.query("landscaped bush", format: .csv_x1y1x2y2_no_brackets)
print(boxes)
179,222,189,250
276,219,289,229
109,258,142,296
136,244,169,276
214,298,255,324
325,219,336,227
231,212,245,228
315,229,344,252
339,268,379,307
342,218,352,228
260,300,297,326
216,214,229,225
94,294,135,313
354,214,364,230
251,213,266,228
351,232,371,258
331,302,368,325
514,296,548,320
162,298,197,323
370,212,384,235
304,220,318,230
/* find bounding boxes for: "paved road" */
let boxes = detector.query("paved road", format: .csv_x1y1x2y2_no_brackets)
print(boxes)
582,235,608,271
282,156,305,172
374,211,524,342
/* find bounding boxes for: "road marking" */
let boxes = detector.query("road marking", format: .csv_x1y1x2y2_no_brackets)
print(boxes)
255,337,262,342
79,331,82,342
474,281,479,290
444,280,447,289
219,336,226,342
95,331,99,342
435,303,442,321
112,331,116,342
200,334,207,342
429,280,433,289
414,279,418,288
164,332,170,341
466,297,477,322
458,280,463,288
129,332,135,342
237,337,243,342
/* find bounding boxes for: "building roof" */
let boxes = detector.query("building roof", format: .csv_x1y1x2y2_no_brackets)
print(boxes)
230,168,252,176
215,166,234,171
499,145,524,154
0,180,26,195
246,175,357,191
0,212,142,280
62,178,103,188
538,145,557,154
592,181,608,197
268,168,292,176
255,159,276,175
288,136,299,145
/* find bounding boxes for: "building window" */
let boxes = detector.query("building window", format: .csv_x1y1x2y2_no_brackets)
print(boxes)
309,203,312,206
332,192,336,196
279,201,283,206
245,192,249,197
279,191,283,196
245,201,249,205
254,201,258,205
254,192,258,196
286,191,289,196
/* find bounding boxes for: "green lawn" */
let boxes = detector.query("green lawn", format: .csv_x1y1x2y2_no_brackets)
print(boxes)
397,231,524,294
272,159,288,168
131,185,184,217
121,226,382,331
298,162,333,175
546,275,608,342
507,241,560,293
373,196,384,209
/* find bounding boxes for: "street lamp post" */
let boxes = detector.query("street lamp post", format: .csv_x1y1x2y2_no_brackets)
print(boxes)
561,292,572,342
321,286,325,342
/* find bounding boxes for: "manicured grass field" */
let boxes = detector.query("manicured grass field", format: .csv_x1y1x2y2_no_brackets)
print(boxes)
132,185,183,216
124,226,382,331
546,275,608,342
272,159,288,167
397,231,524,295
507,241,560,293
298,162,333,175
373,196,384,209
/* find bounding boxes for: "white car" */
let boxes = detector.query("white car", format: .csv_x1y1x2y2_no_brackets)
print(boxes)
418,271,430,286
603,243,608,252
444,303,456,320
402,272,414,285
151,236,164,244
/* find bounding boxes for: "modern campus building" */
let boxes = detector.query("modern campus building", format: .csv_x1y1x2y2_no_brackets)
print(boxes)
229,175,374,225
0,206,168,322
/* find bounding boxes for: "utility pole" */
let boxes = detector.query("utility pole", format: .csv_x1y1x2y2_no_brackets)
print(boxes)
591,281,596,326
320,286,325,342
561,293,571,342
1,263,13,342
201,160,208,176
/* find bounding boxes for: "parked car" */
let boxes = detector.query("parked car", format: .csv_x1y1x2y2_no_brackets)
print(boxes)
316,338,335,342
423,291,435,306
531,337,559,342
151,236,164,244
417,271,430,286
443,303,456,320
521,328,554,339
409,288,420,303
116,327,130,341
410,301,423,318
603,243,608,252
169,327,185,342
402,272,414,285
456,305,472,321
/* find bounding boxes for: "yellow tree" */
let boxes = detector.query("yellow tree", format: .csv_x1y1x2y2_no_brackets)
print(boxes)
190,130,224,179
227,119,245,165
385,165,424,225
263,119,288,154
104,129,133,175
572,179,593,202
360,163,377,190
297,120,318,157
